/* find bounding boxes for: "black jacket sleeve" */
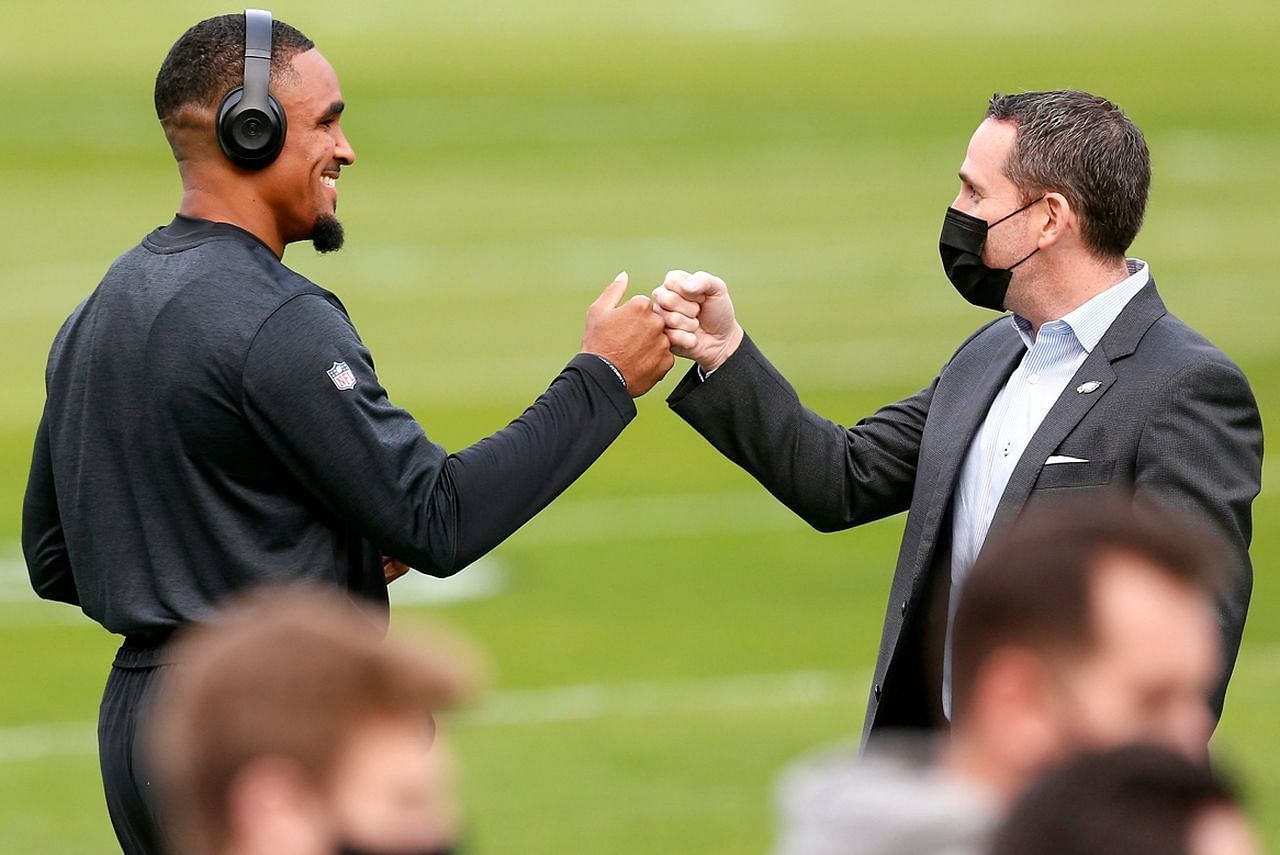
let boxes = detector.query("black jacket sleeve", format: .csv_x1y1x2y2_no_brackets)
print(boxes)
22,409,80,605
1134,358,1263,715
667,333,931,532
242,294,635,576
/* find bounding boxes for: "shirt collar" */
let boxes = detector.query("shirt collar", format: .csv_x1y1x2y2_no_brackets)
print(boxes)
149,214,276,255
1010,259,1150,352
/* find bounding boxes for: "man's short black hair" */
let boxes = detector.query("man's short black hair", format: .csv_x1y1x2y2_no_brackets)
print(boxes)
986,89,1151,260
154,13,315,123
990,745,1243,855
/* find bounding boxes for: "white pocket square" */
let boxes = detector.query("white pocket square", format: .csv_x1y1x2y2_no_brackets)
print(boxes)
1045,455,1089,465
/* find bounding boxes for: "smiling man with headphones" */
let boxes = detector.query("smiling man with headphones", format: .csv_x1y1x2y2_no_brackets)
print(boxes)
170,9,351,257
22,11,673,854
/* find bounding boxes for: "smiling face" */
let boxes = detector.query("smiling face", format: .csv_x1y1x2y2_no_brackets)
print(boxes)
256,48,355,251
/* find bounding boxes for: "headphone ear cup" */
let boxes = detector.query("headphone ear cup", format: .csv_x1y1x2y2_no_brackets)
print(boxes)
216,86,287,170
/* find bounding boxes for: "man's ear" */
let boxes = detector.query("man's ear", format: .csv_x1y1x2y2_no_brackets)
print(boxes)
970,647,1065,773
1039,191,1073,250
226,756,326,853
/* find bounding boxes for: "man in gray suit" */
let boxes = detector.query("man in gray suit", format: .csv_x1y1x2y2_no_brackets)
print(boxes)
651,89,1262,743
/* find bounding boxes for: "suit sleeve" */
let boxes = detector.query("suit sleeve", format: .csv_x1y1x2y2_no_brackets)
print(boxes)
242,294,636,576
667,333,932,532
1134,359,1263,713
21,409,79,605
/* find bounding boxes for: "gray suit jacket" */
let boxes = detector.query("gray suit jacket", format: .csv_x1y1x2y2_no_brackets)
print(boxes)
668,281,1262,742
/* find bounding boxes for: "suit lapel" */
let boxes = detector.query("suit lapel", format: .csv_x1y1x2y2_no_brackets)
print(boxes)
909,327,1023,577
929,336,1023,504
984,280,1168,544
984,354,1116,541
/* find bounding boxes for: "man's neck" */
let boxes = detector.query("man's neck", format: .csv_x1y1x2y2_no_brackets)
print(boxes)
1017,254,1133,336
178,183,286,259
940,727,1023,805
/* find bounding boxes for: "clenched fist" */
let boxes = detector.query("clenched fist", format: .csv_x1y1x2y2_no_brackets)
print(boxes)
582,273,675,397
651,270,744,372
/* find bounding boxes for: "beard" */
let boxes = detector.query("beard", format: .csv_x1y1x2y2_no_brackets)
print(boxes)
312,214,345,253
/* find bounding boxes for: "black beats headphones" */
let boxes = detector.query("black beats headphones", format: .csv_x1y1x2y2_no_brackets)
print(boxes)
216,9,287,169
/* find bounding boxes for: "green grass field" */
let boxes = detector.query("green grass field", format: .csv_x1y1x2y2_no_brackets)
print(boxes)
2,1,1278,851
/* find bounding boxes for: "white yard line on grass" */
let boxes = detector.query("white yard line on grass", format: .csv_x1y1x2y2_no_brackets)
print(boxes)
0,721,97,762
0,490,808,613
0,668,865,763
457,668,865,727
5,649,1280,763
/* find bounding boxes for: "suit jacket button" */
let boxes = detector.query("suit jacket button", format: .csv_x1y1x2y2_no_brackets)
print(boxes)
900,600,907,615
874,683,882,701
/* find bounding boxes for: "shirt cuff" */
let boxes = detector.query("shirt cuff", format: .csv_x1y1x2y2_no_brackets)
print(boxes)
572,353,637,423
594,355,627,391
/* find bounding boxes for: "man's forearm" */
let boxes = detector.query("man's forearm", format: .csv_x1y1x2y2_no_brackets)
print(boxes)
668,334,926,532
439,353,634,570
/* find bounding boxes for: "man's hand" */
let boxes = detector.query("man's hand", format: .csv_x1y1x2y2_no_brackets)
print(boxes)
651,270,744,373
384,556,410,584
582,272,675,397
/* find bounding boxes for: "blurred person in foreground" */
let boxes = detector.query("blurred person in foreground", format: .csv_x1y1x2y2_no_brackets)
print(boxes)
22,11,671,854
772,497,1227,855
148,585,480,855
651,89,1262,743
989,745,1259,855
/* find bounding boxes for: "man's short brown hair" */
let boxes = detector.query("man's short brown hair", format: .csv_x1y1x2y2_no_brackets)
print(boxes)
950,495,1224,722
147,585,479,855
987,90,1150,259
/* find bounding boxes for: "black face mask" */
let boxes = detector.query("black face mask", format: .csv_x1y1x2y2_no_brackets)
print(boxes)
938,197,1044,311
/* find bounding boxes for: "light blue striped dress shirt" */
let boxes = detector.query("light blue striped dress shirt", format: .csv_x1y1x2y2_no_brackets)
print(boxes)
942,258,1151,716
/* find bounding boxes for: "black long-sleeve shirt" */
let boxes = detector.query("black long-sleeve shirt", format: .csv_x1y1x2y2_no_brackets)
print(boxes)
23,215,634,642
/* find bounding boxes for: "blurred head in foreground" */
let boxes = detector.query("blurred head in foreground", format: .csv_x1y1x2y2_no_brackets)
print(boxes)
948,496,1224,801
989,744,1258,855
148,585,482,855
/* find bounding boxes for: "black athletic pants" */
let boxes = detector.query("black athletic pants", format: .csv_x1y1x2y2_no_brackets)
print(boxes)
99,643,170,855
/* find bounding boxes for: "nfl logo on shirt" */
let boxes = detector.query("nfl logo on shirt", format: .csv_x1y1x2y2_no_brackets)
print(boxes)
326,361,357,391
